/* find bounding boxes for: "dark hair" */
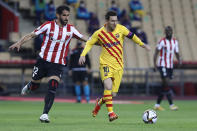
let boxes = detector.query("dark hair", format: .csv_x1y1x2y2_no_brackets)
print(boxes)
56,5,70,15
105,11,117,20
165,26,172,31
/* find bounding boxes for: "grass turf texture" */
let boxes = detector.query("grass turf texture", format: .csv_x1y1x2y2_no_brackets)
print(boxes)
0,100,197,131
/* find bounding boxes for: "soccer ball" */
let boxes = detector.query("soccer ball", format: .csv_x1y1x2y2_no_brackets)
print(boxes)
142,109,157,124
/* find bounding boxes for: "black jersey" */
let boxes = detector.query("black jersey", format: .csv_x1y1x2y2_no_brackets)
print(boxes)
69,47,91,71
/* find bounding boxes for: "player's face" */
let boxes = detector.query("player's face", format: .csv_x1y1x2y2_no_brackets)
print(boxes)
107,16,118,31
58,10,70,25
165,27,173,39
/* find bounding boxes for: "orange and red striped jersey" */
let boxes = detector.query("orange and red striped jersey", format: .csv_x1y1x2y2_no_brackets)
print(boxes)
81,24,143,69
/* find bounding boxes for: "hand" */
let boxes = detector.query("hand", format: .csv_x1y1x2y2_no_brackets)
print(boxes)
177,59,182,68
87,68,92,74
78,56,86,65
9,42,21,52
144,44,151,51
153,64,157,72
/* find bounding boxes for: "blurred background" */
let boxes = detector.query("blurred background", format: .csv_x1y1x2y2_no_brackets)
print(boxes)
0,0,197,98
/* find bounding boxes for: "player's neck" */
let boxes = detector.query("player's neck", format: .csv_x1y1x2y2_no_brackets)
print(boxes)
166,36,172,40
105,25,114,32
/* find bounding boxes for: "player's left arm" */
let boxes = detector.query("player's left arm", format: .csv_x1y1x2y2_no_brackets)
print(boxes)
122,25,151,51
174,40,182,65
175,52,182,66
131,34,151,51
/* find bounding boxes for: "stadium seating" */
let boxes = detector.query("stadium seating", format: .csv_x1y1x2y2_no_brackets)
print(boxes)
3,0,197,88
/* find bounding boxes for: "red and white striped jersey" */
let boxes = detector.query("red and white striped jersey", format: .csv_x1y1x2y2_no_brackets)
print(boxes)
34,21,83,65
156,37,179,68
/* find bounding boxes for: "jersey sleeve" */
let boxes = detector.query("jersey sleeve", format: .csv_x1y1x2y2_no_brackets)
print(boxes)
72,26,83,39
121,25,134,39
34,21,50,35
156,39,164,50
80,31,98,56
175,40,179,53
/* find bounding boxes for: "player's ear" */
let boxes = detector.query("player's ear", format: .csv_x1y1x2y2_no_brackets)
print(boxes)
56,13,59,19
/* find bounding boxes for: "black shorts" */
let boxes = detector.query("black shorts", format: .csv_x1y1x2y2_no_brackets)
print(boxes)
72,71,88,83
32,57,64,80
158,67,173,79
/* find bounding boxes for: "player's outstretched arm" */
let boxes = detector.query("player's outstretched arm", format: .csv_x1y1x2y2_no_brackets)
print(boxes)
9,32,36,52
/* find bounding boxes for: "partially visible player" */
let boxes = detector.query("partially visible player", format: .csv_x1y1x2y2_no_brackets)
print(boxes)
9,5,87,123
153,26,182,111
68,42,91,103
79,11,150,122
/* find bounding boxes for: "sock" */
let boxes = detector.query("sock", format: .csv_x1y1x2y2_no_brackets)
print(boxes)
103,90,113,113
75,85,81,102
98,97,105,106
26,81,40,91
83,85,90,102
166,92,173,105
156,93,164,104
43,79,58,114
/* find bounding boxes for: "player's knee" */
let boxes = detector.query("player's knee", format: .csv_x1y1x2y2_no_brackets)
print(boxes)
48,79,59,94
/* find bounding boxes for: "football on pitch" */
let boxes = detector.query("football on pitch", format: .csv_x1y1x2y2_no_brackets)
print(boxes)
142,109,157,124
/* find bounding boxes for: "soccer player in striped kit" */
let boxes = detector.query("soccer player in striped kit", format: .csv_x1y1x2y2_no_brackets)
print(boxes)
9,5,88,123
79,11,150,122
153,26,182,111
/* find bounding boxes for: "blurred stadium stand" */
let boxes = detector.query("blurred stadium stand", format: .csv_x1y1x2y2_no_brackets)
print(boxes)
0,0,197,97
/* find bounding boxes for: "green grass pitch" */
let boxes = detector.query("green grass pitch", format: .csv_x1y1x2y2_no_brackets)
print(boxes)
0,100,197,131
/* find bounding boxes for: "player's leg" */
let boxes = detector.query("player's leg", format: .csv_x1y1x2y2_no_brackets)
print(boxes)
82,71,90,103
106,69,123,122
154,67,166,111
21,58,45,95
165,69,178,110
82,81,90,103
75,82,81,103
21,80,41,95
43,76,60,114
92,65,112,117
40,76,60,123
73,71,82,103
40,62,63,123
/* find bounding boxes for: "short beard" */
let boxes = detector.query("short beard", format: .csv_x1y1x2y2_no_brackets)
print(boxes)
60,19,67,26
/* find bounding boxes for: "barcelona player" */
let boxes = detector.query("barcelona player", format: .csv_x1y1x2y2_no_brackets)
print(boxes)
79,11,150,122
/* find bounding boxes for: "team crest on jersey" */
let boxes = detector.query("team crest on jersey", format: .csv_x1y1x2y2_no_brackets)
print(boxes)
115,33,119,38
66,32,71,37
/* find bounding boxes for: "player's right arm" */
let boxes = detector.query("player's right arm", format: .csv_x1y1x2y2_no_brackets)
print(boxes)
9,21,50,51
79,31,98,65
153,39,164,71
9,32,36,51
153,48,159,71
